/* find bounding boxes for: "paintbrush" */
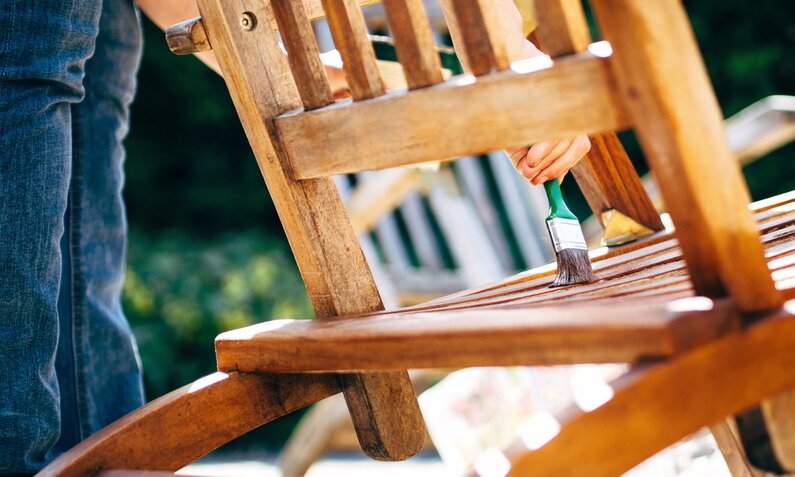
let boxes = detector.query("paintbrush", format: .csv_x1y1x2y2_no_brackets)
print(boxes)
543,179,594,287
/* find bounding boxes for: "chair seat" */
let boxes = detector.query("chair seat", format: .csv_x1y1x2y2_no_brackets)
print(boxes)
216,191,795,373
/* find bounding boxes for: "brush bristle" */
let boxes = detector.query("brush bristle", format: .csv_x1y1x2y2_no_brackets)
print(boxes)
551,248,594,287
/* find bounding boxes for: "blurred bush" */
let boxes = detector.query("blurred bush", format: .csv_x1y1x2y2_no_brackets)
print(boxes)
123,230,312,399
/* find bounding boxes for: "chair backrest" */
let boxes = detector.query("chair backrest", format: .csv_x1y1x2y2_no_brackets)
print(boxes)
194,0,783,462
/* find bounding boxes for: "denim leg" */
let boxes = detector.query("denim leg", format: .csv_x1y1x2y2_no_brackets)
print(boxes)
0,0,102,473
50,0,145,456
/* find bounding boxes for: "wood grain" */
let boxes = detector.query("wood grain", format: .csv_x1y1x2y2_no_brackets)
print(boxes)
166,16,211,55
532,0,590,56
446,0,510,75
382,0,444,89
710,421,773,477
276,52,631,179
571,133,665,231
342,191,795,315
591,0,781,312
216,298,739,371
762,392,795,471
271,0,334,109
498,304,795,477
37,373,339,477
196,0,424,461
321,0,385,100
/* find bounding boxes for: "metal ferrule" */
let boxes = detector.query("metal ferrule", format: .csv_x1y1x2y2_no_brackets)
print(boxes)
546,218,588,252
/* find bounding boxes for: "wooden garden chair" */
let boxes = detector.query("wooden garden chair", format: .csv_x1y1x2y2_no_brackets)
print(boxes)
37,0,795,476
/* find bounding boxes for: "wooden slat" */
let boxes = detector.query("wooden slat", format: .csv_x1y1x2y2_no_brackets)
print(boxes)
271,0,334,109
400,211,795,315
532,0,590,56
304,0,379,21
498,304,795,477
591,0,781,312
762,393,795,470
710,421,772,477
446,0,510,75
99,472,184,477
196,0,424,461
532,0,663,233
570,132,665,231
381,0,444,89
276,52,631,179
216,298,739,372
321,0,385,100
37,372,339,477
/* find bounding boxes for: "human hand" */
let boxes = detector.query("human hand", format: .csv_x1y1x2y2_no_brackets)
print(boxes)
319,50,352,99
506,135,591,185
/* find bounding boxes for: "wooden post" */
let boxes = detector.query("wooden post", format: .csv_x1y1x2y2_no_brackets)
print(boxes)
532,0,663,233
590,0,780,311
591,0,790,473
196,0,425,461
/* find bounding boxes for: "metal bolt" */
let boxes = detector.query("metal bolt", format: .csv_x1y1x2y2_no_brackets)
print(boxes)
240,12,256,31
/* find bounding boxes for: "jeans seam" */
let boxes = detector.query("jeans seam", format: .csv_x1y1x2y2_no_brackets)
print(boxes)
68,102,90,441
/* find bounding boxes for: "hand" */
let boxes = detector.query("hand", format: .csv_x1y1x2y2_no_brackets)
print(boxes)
319,50,352,99
506,135,591,185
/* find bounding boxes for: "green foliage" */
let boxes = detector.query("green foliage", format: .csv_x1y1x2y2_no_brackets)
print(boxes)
125,22,280,235
123,230,312,399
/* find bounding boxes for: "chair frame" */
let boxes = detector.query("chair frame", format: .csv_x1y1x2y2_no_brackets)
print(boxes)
37,0,795,476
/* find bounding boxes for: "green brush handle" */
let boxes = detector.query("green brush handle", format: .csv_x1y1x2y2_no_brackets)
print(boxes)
543,179,578,221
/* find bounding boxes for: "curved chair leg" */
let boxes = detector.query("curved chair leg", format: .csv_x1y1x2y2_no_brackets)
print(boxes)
37,372,340,477
501,305,795,477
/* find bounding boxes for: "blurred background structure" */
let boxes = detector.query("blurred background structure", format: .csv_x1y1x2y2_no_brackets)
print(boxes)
121,0,794,470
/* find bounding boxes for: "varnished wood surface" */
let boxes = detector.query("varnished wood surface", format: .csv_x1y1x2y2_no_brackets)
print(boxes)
571,132,665,231
592,0,781,312
197,0,424,461
37,373,339,477
216,193,795,373
710,421,774,477
276,52,630,179
99,472,187,477
497,304,795,477
217,297,739,372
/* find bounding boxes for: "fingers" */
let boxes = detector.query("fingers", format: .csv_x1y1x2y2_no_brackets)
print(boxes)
533,135,591,185
507,135,591,186
523,139,571,182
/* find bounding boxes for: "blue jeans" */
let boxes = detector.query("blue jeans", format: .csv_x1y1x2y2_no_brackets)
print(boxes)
0,0,145,472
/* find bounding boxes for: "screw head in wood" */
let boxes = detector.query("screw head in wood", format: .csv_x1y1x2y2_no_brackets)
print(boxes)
240,12,256,31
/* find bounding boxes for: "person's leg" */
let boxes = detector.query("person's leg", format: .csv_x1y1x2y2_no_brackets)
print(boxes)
0,0,102,473
50,0,145,457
